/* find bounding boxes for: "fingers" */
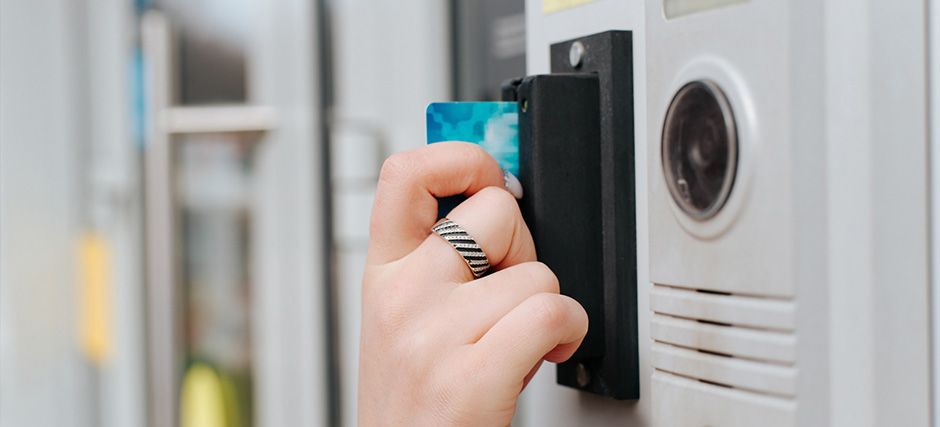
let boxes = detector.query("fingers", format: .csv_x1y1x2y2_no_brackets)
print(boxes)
394,186,535,288
469,293,588,395
368,142,506,266
448,262,558,342
422,186,535,283
522,360,544,390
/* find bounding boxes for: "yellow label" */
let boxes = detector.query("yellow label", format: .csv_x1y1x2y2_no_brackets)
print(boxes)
77,232,113,365
543,0,597,14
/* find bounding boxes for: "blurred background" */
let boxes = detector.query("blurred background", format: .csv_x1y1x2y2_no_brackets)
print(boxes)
0,0,525,426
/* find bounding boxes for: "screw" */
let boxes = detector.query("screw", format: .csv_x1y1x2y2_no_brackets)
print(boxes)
576,363,590,387
569,41,585,68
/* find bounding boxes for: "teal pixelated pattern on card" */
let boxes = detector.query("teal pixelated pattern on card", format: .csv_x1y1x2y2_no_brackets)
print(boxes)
426,102,519,176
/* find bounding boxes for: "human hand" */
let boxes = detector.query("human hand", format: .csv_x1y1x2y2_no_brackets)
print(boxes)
359,141,589,426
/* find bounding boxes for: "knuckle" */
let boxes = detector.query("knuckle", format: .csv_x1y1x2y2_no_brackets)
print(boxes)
401,327,436,352
473,186,519,220
477,185,516,206
459,143,502,179
378,151,417,185
527,293,568,330
461,141,492,165
524,262,560,294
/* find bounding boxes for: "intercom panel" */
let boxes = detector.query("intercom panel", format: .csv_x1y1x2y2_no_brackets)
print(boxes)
647,1,794,298
646,1,813,425
520,0,929,425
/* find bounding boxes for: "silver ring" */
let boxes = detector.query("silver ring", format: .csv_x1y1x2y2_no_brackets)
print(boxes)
432,218,490,278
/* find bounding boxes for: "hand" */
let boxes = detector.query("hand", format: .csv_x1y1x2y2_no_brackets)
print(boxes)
359,141,589,426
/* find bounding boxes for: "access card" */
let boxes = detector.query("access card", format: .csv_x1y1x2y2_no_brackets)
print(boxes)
426,102,519,176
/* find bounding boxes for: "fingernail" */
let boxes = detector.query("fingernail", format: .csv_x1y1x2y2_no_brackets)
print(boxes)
503,169,523,199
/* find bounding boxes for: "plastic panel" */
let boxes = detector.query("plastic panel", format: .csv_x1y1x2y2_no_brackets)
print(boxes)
651,314,796,364
652,371,796,426
650,285,796,331
651,342,796,397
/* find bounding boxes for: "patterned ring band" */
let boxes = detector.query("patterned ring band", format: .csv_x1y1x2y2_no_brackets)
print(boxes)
431,218,490,278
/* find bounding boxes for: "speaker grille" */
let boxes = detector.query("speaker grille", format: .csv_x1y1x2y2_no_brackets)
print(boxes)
651,284,797,398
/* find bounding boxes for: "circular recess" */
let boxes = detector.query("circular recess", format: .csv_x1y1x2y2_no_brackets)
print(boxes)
661,80,738,220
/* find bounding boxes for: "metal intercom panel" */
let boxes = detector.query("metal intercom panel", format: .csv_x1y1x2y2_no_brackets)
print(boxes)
646,1,809,424
519,0,932,426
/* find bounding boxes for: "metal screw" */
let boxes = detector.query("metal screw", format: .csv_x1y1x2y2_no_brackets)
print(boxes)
576,363,590,387
569,41,585,68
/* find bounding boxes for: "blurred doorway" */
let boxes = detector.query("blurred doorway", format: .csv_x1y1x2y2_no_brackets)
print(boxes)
141,2,330,426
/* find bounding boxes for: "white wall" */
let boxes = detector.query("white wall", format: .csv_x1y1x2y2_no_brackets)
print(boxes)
826,0,930,425
1,1,94,426
2,2,153,426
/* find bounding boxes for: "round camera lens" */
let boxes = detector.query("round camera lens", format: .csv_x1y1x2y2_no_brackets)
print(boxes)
662,80,737,220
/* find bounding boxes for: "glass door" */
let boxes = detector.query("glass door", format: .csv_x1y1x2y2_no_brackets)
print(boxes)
141,3,329,425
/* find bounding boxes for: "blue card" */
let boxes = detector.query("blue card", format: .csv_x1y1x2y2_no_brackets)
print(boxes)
426,102,519,176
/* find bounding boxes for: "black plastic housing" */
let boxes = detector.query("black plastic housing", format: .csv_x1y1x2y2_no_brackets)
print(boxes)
505,30,638,400
516,73,605,359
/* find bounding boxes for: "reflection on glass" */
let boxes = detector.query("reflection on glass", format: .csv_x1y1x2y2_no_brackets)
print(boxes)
176,134,256,427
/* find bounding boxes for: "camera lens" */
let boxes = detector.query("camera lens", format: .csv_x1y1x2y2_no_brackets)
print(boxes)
662,80,737,220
